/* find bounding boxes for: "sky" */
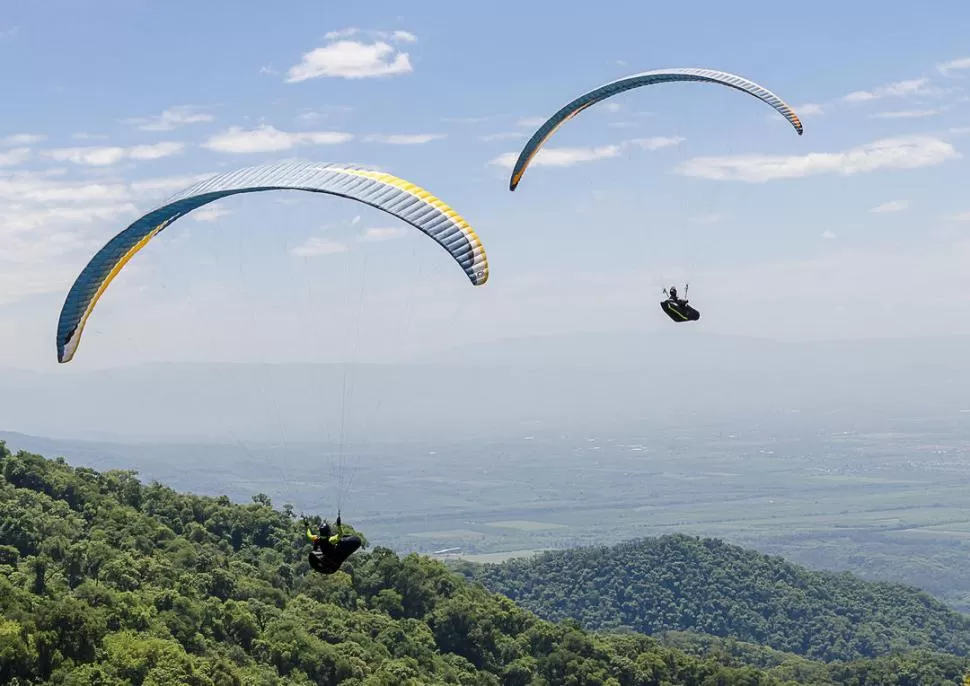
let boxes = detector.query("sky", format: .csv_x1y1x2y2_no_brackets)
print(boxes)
2,1,970,374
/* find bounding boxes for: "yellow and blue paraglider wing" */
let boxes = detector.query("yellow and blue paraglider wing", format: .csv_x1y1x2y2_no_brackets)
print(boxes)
509,67,804,190
56,160,489,363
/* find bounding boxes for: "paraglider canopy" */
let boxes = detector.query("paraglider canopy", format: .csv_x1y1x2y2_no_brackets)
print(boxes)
55,160,490,364
509,67,804,191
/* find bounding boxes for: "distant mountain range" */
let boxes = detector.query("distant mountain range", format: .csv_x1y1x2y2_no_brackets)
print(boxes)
3,331,970,442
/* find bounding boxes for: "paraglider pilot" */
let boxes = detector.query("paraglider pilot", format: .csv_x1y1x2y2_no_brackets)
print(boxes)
305,513,362,574
661,284,700,322
665,285,687,306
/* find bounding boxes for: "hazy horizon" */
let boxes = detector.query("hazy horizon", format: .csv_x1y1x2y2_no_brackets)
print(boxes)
7,407,970,611
4,329,970,443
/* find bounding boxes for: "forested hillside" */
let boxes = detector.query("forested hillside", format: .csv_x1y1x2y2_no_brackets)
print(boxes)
465,534,970,662
0,443,791,685
657,631,970,685
2,442,969,685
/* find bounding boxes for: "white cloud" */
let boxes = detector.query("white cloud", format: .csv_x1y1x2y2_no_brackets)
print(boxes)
869,200,910,213
0,170,212,209
490,145,622,170
324,27,360,40
0,26,17,40
690,213,724,225
0,233,112,305
489,135,683,170
72,132,109,140
0,172,129,204
363,133,446,145
796,103,826,116
603,103,622,113
286,40,412,81
202,125,353,153
481,132,526,141
0,167,226,307
130,173,215,199
0,147,31,166
487,152,519,169
947,212,970,221
130,142,185,160
295,105,353,122
0,202,138,234
442,116,490,124
190,205,231,222
125,105,215,131
259,64,278,76
628,136,684,151
295,111,324,122
46,142,184,166
360,226,407,242
677,135,959,183
0,168,226,303
292,237,349,257
1,133,45,146
516,117,546,128
47,146,113,167
842,78,939,103
326,27,417,44
938,57,970,76
870,109,942,119
822,230,836,239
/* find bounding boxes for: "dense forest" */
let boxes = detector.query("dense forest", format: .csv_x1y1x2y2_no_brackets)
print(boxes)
658,631,970,685
1,442,969,685
465,535,970,662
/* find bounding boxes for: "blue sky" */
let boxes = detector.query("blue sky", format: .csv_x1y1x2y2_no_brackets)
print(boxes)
2,0,970,371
